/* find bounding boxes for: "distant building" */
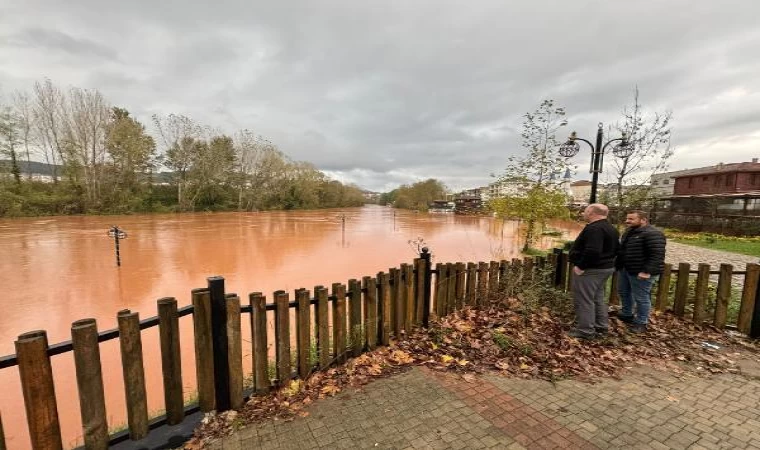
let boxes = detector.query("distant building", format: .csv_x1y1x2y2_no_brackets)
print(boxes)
453,196,483,214
570,180,592,205
362,190,381,202
654,159,760,220
486,179,524,199
650,167,713,197
672,160,760,196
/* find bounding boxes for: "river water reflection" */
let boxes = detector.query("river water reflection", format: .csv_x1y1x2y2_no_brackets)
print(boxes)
0,205,581,448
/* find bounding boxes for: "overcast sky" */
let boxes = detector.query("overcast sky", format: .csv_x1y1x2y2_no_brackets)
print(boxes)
1,0,759,192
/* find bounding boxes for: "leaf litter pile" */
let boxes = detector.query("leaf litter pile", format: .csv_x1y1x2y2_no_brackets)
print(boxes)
187,295,760,448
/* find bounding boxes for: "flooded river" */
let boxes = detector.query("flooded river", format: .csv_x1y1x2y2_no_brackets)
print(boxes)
0,206,580,448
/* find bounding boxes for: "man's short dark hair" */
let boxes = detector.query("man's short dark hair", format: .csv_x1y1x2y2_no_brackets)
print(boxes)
627,210,649,221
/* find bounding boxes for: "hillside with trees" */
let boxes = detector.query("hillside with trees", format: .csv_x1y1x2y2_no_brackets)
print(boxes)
0,79,366,216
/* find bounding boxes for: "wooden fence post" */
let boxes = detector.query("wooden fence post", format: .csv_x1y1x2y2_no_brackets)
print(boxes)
673,263,691,317
0,412,5,450
738,263,760,334
250,292,269,394
274,290,291,384
192,288,215,411
465,262,477,306
498,260,509,292
523,257,535,286
433,263,445,316
488,261,500,296
547,252,558,287
158,297,184,424
296,289,312,379
420,249,433,327
557,252,568,291
315,287,330,368
226,294,243,410
714,264,733,329
446,263,456,315
378,274,391,345
208,276,231,412
16,330,62,450
396,267,407,335
414,259,425,325
117,310,148,440
455,262,466,310
655,264,672,312
364,277,378,350
693,264,711,324
512,258,523,291
534,256,546,288
332,284,347,363
404,264,415,330
608,271,620,306
348,279,363,354
391,268,402,336
71,319,108,450
477,262,488,305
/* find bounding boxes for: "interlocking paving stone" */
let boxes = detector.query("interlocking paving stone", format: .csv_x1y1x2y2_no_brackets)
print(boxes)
207,364,760,449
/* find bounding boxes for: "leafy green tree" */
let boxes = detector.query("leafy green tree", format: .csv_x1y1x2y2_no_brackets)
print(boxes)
493,100,572,251
489,186,569,251
386,179,447,211
104,107,156,210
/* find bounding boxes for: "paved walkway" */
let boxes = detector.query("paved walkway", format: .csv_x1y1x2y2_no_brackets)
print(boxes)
666,241,757,270
207,365,760,450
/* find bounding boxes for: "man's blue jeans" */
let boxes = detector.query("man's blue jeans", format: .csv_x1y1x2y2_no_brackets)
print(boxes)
617,271,658,325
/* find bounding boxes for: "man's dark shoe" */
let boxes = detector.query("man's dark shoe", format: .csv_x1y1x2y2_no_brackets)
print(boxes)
568,329,596,340
618,315,635,324
595,327,609,337
627,323,648,334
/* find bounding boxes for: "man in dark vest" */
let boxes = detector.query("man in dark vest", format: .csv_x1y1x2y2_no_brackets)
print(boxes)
568,203,620,340
616,210,667,333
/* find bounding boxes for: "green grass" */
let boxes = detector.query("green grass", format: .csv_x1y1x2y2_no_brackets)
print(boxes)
522,247,548,257
670,237,760,258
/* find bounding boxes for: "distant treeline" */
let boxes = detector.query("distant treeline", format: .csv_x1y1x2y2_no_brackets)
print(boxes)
0,79,365,216
379,179,447,211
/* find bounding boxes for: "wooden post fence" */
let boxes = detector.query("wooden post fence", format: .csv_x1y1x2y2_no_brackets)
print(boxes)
8,248,760,448
71,318,108,450
16,330,62,450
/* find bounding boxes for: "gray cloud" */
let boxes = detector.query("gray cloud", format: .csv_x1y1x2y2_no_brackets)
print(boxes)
3,28,117,60
1,0,760,191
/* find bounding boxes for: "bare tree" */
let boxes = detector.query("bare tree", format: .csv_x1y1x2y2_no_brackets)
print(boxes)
606,88,673,212
233,130,288,210
12,91,36,178
63,87,111,207
32,79,67,183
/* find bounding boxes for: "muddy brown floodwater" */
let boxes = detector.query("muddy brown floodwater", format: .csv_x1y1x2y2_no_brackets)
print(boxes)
0,205,581,449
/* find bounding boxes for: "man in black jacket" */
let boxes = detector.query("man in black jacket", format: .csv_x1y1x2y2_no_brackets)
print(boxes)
616,210,667,333
568,204,620,340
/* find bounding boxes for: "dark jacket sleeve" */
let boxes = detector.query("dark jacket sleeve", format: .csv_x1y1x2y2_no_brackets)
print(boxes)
575,226,603,270
642,229,666,275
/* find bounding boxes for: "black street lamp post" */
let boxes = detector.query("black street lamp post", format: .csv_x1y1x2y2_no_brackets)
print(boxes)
559,123,635,204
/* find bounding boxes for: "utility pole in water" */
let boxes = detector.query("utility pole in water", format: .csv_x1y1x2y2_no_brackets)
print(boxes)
108,226,128,267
